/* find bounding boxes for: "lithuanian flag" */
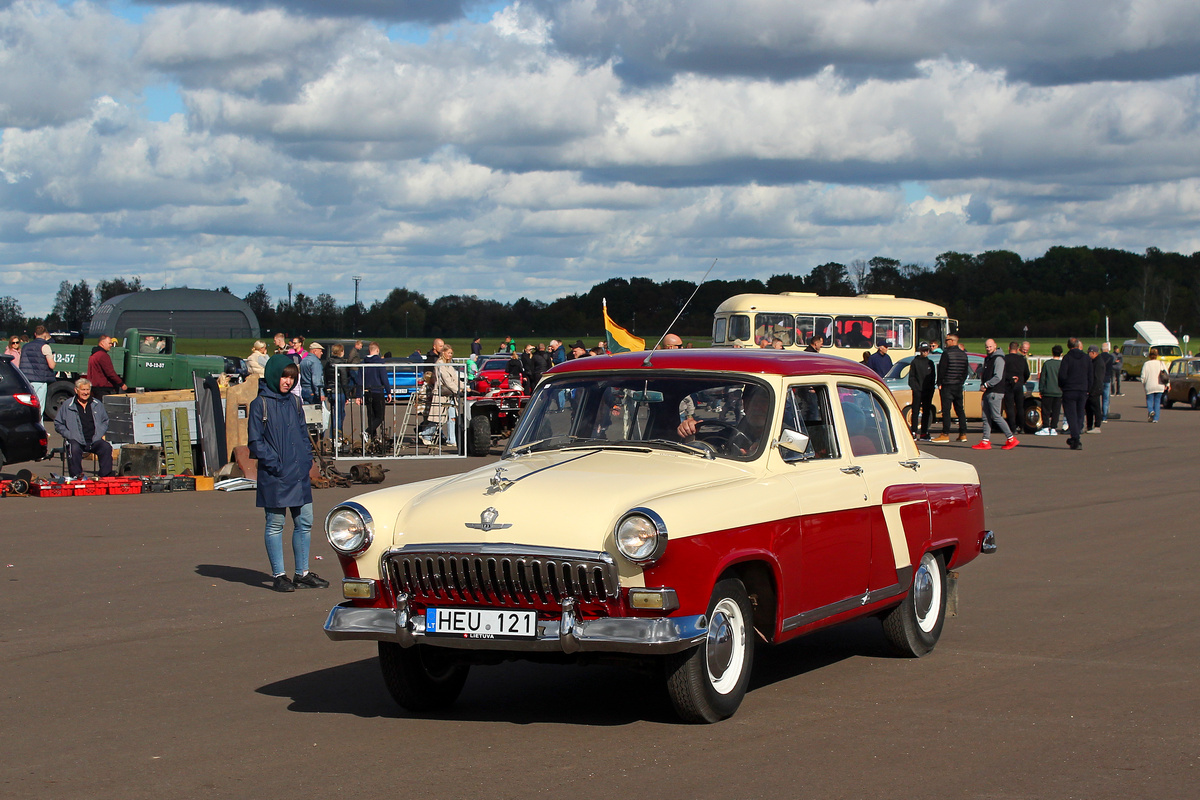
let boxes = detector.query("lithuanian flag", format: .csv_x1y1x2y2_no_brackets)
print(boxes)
603,298,645,353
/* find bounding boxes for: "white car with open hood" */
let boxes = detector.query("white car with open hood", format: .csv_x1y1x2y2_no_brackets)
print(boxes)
323,348,995,723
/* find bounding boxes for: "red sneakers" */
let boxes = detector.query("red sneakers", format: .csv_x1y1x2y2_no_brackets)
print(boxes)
971,440,992,450
1001,437,1019,450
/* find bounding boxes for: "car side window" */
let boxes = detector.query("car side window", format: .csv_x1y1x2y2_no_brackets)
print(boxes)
781,385,839,461
837,385,898,457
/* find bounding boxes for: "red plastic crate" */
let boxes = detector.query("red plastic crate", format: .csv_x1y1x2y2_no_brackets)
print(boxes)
106,481,142,495
72,482,108,497
31,482,72,498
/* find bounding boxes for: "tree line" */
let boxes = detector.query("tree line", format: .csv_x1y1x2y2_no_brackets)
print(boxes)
2,246,1197,341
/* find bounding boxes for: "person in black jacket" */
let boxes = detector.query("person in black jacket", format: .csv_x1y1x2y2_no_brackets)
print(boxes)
908,343,936,440
1003,341,1030,434
1085,345,1106,433
1057,338,1090,450
357,342,387,440
932,334,969,441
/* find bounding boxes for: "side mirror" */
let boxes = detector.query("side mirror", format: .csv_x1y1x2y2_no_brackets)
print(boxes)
776,428,810,456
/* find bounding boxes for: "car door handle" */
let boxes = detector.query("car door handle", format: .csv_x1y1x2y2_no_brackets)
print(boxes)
899,460,921,470
840,466,863,475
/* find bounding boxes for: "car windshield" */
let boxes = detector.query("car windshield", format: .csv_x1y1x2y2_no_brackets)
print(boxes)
507,374,773,461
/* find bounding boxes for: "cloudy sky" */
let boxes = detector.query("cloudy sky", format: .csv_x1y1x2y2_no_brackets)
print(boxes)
2,0,1199,315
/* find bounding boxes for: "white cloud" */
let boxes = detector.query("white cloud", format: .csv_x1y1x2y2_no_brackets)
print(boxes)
0,0,1198,317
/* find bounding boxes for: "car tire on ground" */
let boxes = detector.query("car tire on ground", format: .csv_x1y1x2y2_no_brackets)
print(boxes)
881,551,947,658
467,413,491,457
664,577,755,724
378,642,470,713
1190,390,1198,410
1164,395,1174,409
44,381,75,422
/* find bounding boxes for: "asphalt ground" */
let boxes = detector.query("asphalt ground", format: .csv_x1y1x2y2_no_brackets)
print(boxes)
1,390,1196,800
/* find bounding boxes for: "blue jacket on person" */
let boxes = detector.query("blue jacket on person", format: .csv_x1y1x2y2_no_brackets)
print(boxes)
248,355,313,509
362,353,387,391
299,352,324,403
865,350,893,377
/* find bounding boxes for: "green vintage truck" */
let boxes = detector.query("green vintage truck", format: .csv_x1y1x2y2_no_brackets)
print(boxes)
44,329,225,420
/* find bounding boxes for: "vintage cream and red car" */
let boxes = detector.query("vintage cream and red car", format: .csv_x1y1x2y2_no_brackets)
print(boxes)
323,350,995,723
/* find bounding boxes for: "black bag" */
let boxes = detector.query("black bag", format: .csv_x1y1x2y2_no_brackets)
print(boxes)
1159,369,1170,386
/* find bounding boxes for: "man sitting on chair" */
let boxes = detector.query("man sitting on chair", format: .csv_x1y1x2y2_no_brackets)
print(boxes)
53,378,115,480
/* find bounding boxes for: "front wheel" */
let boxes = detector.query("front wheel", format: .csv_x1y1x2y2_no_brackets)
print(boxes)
1164,395,1174,409
664,578,754,723
378,642,470,713
467,413,491,456
881,551,947,657
1190,390,1198,410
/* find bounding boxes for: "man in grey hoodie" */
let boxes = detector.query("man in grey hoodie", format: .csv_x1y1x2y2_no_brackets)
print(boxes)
972,339,1018,450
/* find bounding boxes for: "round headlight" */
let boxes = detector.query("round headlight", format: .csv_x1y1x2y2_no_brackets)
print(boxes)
614,509,667,564
326,504,373,555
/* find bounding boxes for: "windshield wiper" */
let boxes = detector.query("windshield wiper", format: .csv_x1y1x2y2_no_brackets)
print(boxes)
505,436,609,458
643,439,715,459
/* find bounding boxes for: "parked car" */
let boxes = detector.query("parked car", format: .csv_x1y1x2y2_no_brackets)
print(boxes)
885,353,1044,433
322,349,995,723
1164,357,1200,409
476,354,517,389
0,355,49,468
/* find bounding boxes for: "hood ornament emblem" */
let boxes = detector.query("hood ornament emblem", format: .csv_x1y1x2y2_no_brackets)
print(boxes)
465,507,512,532
487,466,514,494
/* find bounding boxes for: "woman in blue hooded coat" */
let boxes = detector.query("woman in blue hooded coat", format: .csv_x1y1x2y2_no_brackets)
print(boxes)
248,355,328,593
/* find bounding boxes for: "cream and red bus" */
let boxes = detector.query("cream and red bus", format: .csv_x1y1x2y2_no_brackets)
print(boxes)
712,293,956,361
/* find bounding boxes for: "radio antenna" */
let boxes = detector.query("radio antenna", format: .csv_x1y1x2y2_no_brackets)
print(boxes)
643,258,719,366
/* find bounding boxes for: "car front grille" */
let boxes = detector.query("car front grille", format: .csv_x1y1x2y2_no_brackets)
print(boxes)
383,545,620,610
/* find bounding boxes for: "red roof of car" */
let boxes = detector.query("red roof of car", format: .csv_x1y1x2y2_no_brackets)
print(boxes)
546,348,886,382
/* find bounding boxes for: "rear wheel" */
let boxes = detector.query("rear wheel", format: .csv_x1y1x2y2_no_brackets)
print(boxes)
1190,390,1198,410
44,381,75,422
664,578,754,723
1164,395,1174,409
1022,399,1043,433
882,552,947,657
467,413,492,456
378,642,470,712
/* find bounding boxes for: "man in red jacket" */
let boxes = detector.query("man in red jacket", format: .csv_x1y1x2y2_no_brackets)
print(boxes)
86,335,127,399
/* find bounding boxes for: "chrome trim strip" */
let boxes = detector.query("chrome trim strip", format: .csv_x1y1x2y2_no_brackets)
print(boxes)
323,603,707,654
781,566,914,632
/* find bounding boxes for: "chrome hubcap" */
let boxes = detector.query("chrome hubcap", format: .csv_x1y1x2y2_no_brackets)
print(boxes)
706,610,734,680
913,564,934,621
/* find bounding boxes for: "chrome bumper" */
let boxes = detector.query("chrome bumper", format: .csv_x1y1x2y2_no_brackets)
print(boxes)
323,596,706,655
981,530,997,554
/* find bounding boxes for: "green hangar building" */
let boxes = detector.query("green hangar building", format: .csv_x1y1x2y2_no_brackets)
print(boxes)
88,288,261,339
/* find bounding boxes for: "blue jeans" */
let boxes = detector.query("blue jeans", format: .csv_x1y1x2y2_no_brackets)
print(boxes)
1146,391,1163,421
264,503,313,577
1101,381,1111,422
331,392,348,438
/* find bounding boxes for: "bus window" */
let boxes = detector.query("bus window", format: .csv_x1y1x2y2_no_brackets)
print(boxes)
874,317,912,349
834,317,874,348
729,315,751,343
916,318,942,347
755,313,795,347
795,315,833,347
712,317,728,344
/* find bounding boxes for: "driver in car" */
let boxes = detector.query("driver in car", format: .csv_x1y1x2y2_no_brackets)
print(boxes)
676,385,769,456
